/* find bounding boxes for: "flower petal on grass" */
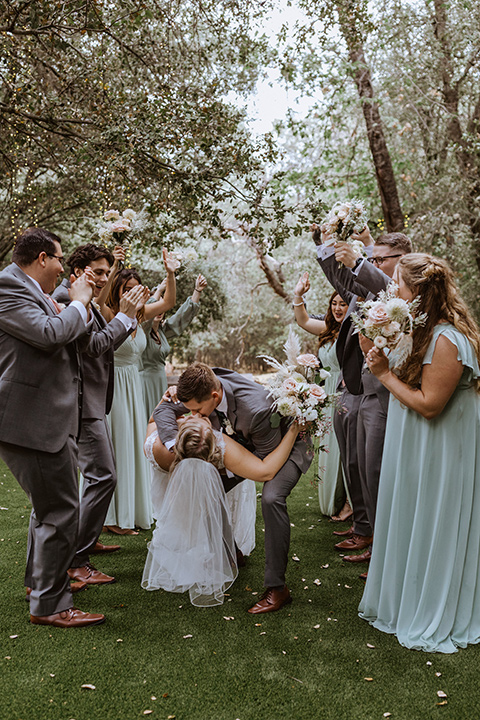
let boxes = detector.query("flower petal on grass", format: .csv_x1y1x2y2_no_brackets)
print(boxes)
81,684,96,690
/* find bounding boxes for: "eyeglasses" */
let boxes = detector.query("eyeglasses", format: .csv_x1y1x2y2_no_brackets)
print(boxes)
368,254,403,266
46,253,65,266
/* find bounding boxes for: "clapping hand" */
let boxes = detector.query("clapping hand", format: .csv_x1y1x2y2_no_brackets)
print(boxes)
70,266,95,305
119,284,148,318
294,271,310,297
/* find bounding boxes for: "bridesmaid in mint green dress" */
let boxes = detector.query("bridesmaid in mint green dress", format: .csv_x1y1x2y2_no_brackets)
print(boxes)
141,275,205,419
359,253,480,653
98,256,178,534
293,275,351,518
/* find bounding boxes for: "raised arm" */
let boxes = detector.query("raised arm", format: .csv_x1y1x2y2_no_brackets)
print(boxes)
142,249,178,321
222,423,300,482
293,272,326,336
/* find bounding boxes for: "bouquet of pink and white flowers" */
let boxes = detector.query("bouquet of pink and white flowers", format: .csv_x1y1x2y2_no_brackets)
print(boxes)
351,282,427,369
320,199,369,263
259,328,335,440
96,207,148,246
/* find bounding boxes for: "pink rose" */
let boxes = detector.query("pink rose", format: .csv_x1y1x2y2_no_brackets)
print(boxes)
309,384,327,402
297,354,320,368
367,303,389,325
282,378,297,392
110,219,131,233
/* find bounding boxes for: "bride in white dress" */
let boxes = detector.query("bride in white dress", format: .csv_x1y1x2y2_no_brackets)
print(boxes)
141,416,301,607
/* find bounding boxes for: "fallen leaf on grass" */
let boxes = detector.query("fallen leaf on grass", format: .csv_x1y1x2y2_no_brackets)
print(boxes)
163,693,169,698
426,661,432,666
183,634,193,639
314,579,321,586
9,635,18,639
143,711,153,715
383,713,392,718
259,631,266,635
437,691,447,698
364,677,373,682
150,696,156,700
366,643,375,649
435,672,442,677
4,656,11,660
167,715,176,719
292,555,300,562
255,623,262,627
245,586,252,591
344,585,352,589
223,616,234,621
49,673,55,677
321,564,329,569
116,639,123,643
81,684,96,690
437,701,448,706
313,624,320,629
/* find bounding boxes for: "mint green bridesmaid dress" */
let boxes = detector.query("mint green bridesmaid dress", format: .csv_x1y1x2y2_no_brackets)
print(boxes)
359,324,480,653
105,325,153,530
317,340,347,516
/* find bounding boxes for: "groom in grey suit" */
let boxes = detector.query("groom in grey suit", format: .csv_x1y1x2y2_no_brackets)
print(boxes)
0,227,104,627
154,362,312,614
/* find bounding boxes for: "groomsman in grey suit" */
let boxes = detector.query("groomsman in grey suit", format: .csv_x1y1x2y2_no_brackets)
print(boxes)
315,227,411,570
53,243,146,585
0,228,104,627
154,363,312,614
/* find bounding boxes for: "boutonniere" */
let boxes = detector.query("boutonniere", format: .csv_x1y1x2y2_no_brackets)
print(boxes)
224,418,235,436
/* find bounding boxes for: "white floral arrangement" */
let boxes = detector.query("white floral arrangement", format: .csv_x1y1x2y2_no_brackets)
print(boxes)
321,199,369,262
351,282,427,369
259,328,334,440
96,207,148,246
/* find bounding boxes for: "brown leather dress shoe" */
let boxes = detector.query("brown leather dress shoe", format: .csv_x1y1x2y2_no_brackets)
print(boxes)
26,581,87,601
30,607,105,628
332,525,354,538
68,563,115,585
342,549,372,564
247,585,292,614
90,541,121,554
335,534,373,551
359,571,368,580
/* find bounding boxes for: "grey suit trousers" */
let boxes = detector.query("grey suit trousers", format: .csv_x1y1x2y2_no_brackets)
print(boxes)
71,417,117,567
261,456,303,588
0,437,78,616
356,371,389,532
334,387,372,537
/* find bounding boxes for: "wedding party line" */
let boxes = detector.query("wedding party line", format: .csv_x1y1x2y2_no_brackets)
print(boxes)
1,208,480,655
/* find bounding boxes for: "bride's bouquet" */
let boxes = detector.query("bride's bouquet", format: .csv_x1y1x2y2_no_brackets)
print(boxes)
320,199,369,263
259,328,335,441
96,207,148,247
351,282,427,369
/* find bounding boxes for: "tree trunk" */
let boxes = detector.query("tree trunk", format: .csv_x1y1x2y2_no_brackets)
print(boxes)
335,2,404,232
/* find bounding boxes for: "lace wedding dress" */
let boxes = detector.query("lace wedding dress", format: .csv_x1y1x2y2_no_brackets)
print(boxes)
141,429,238,606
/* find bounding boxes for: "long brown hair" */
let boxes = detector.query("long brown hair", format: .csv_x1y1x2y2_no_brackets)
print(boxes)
396,254,480,391
106,268,145,320
317,291,347,349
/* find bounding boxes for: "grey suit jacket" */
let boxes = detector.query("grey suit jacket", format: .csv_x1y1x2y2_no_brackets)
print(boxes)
53,279,131,418
0,263,89,452
154,367,312,474
317,254,390,395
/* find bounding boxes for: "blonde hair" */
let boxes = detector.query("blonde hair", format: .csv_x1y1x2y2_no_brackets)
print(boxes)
170,419,223,471
396,253,480,391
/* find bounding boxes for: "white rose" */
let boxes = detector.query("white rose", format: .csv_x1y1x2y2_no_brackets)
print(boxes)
374,335,388,349
122,208,137,220
104,209,120,221
304,407,318,422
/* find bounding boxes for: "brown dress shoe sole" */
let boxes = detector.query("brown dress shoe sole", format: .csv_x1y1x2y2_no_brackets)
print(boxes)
30,607,105,628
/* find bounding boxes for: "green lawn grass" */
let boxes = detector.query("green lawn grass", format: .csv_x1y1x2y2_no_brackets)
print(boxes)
1,459,477,720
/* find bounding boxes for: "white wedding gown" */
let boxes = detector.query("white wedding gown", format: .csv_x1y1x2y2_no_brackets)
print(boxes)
141,430,238,606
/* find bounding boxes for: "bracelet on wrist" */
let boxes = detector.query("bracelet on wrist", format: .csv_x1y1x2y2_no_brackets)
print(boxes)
292,299,304,307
